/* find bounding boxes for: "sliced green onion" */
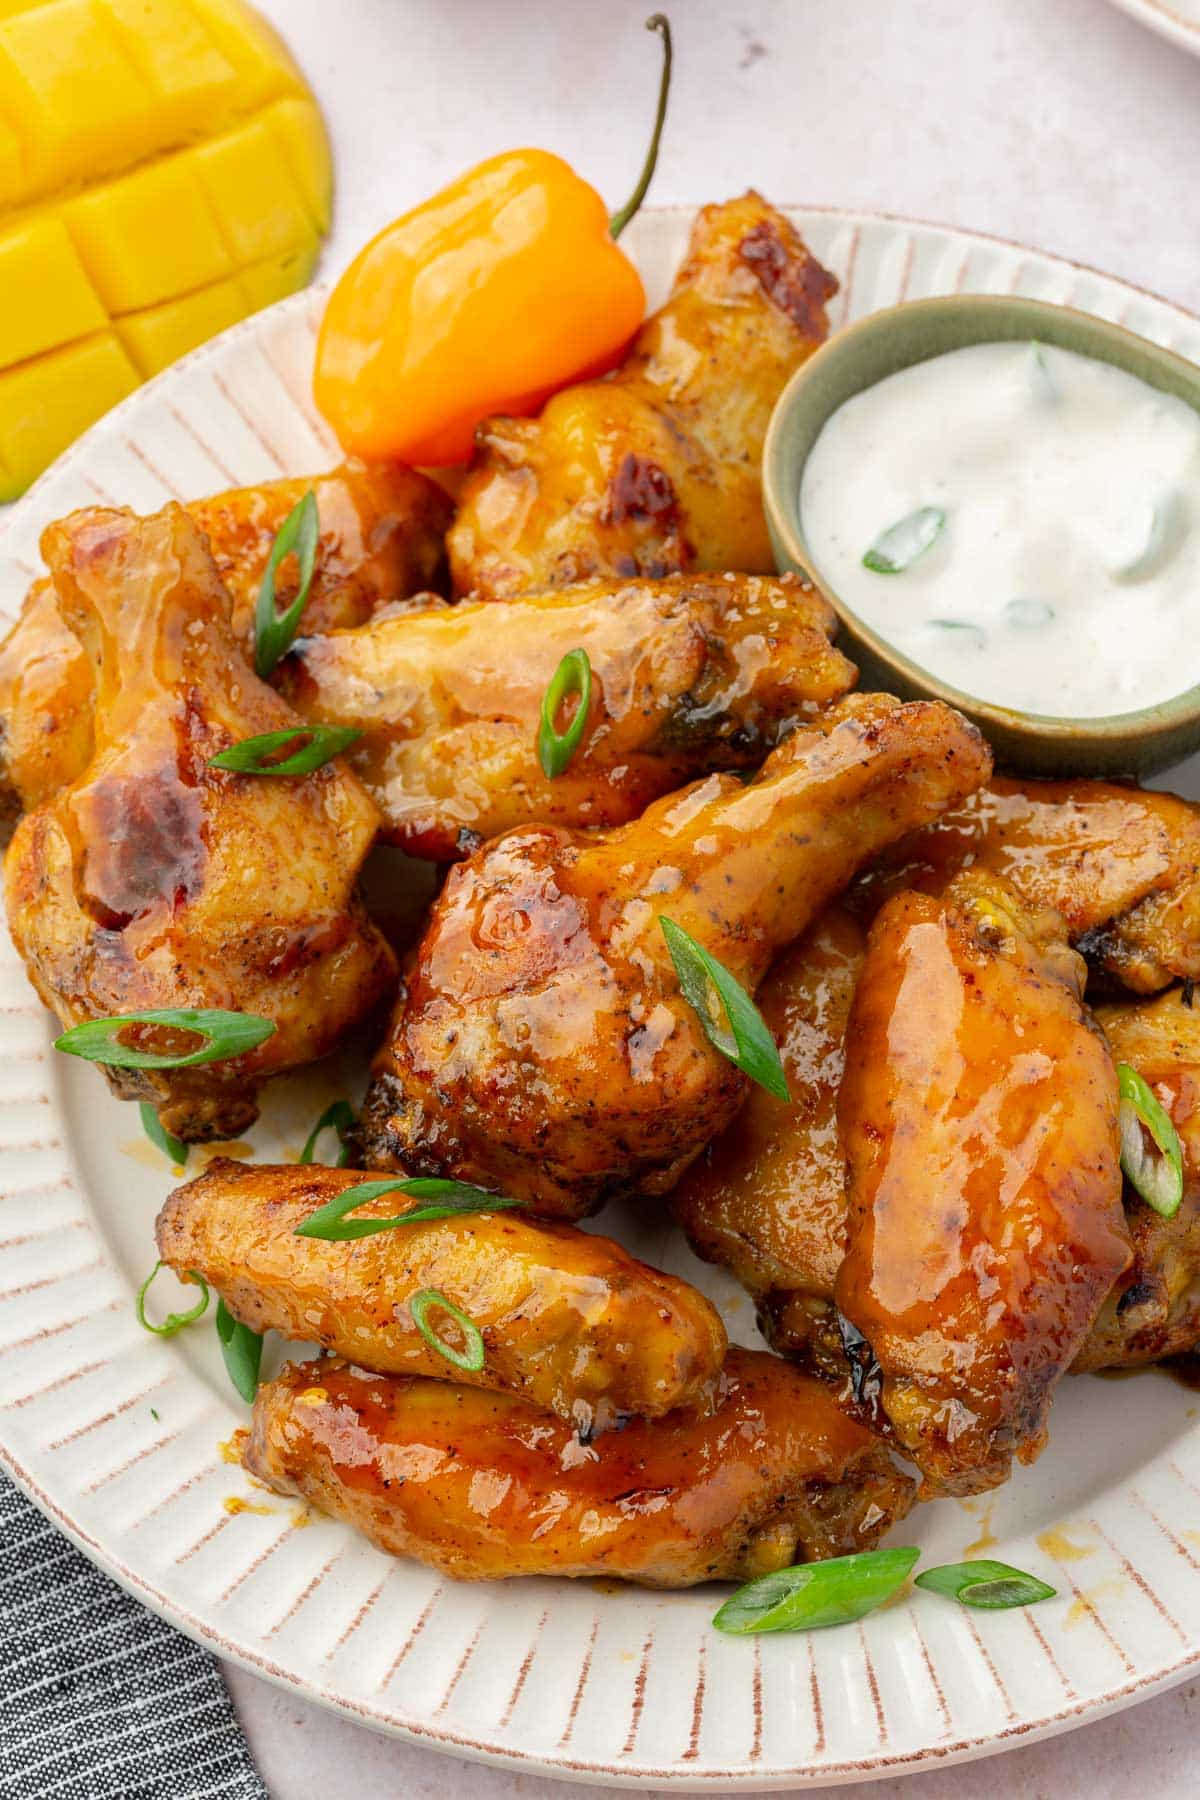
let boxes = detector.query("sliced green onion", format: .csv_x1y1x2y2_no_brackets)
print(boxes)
660,917,789,1101
609,15,673,239
300,1100,356,1168
927,619,985,649
294,1176,525,1242
1006,598,1055,629
140,1101,187,1169
409,1287,485,1373
208,724,362,777
254,489,319,677
1030,340,1057,404
1117,1062,1184,1219
215,1298,263,1404
862,506,945,574
135,1262,209,1338
713,1546,919,1635
538,648,592,779
1111,492,1180,584
915,1559,1056,1610
55,1008,275,1070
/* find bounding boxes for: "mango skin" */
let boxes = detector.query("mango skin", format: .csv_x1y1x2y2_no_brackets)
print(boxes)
0,1,332,499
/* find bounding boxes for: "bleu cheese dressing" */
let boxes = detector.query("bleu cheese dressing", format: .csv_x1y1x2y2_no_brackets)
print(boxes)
799,341,1200,717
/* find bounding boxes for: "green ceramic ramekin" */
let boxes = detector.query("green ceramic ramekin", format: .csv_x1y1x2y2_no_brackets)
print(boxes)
763,293,1200,778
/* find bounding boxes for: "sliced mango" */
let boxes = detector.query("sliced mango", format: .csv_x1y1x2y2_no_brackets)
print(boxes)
116,274,249,379
0,1,331,497
0,214,106,369
64,154,236,313
0,333,139,501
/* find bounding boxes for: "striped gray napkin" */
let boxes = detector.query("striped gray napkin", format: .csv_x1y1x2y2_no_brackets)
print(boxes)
0,1472,268,1800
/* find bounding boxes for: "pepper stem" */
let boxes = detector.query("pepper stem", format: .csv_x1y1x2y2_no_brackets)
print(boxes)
609,15,673,239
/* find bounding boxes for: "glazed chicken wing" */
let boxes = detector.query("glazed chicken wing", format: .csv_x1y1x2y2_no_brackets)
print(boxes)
672,905,864,1379
448,193,836,599
860,776,1200,994
243,1348,916,1586
358,693,992,1216
1076,988,1200,1370
276,572,856,858
836,873,1130,1494
0,579,93,824
191,459,450,641
678,907,1200,1386
4,506,395,1141
157,1158,726,1429
0,460,450,816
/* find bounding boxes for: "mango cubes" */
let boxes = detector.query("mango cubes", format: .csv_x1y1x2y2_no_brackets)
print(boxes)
0,0,332,498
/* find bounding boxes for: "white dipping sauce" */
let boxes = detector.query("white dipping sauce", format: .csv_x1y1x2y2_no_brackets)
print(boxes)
799,340,1200,717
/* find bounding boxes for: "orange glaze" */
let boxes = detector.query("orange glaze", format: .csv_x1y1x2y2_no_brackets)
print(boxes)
448,193,837,599
836,872,1130,1495
277,571,855,858
858,775,1200,993
243,1348,917,1585
4,505,394,1141
191,460,451,641
358,693,992,1215
1078,988,1200,1369
0,461,451,814
157,1159,727,1430
672,904,865,1374
0,579,93,820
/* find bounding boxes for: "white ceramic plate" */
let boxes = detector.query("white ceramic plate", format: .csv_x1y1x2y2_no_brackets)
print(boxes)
1105,0,1200,56
5,208,1200,1791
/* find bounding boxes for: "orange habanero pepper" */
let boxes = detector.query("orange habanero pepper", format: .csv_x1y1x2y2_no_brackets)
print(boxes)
314,16,672,468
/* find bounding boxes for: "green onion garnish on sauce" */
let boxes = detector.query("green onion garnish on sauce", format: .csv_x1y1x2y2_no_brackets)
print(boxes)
862,506,946,574
538,647,592,779
660,918,789,1101
294,1176,524,1242
55,1008,275,1070
209,724,362,777
1117,1062,1184,1218
915,1559,1056,1610
1111,493,1180,584
254,489,319,677
215,1299,263,1404
139,1101,187,1169
135,1262,209,1338
409,1287,485,1373
1030,340,1057,404
927,618,985,649
1006,598,1055,630
713,1546,919,1635
299,1100,356,1168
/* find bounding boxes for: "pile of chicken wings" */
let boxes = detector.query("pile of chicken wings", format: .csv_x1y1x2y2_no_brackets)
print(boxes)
4,193,1199,1589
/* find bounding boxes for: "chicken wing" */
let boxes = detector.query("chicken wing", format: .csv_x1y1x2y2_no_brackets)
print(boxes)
358,694,992,1216
671,905,864,1378
157,1158,726,1429
859,775,1200,994
678,907,1200,1386
243,1348,916,1585
0,461,450,816
836,873,1130,1495
448,193,836,599
4,506,395,1141
191,459,450,642
276,572,856,858
1076,989,1200,1370
0,579,94,824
